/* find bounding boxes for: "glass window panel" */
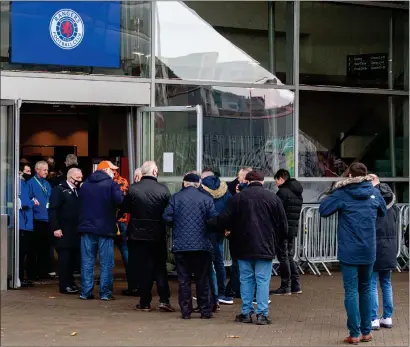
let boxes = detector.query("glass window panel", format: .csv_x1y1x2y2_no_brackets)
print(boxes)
155,1,294,84
298,91,408,178
300,2,409,90
156,84,294,176
0,1,151,77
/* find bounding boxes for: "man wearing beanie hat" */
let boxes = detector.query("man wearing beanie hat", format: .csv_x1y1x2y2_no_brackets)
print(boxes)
208,169,288,325
163,172,218,320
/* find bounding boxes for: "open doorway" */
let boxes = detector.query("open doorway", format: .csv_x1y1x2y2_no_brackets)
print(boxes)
19,103,132,283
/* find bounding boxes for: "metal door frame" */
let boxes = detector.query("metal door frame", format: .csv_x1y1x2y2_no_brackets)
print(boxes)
0,99,21,289
129,105,203,181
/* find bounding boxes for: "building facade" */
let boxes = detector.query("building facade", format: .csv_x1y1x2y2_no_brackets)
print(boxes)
0,1,409,288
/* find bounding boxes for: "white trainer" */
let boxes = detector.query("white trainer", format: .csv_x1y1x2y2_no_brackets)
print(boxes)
371,319,380,330
380,317,393,329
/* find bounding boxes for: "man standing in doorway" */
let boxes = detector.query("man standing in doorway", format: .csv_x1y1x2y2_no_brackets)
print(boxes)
270,169,303,295
209,170,288,325
122,161,173,312
48,168,83,294
28,161,53,280
78,161,124,300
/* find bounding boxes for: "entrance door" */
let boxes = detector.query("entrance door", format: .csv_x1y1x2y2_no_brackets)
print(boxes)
0,99,21,289
134,105,203,189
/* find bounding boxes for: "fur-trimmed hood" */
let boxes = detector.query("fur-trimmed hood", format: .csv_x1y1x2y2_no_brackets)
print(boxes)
201,176,228,200
330,175,375,201
377,183,396,210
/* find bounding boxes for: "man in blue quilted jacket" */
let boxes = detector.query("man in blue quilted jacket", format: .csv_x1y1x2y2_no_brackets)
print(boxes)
163,172,218,320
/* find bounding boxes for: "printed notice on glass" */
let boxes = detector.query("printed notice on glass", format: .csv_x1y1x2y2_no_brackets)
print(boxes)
163,153,174,173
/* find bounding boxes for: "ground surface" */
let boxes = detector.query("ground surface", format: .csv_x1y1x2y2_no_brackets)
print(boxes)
1,272,408,346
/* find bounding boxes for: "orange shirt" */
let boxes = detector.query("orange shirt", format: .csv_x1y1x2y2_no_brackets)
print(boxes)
114,174,129,223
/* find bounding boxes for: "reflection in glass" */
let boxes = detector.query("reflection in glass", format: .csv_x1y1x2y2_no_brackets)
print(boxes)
156,84,294,176
300,2,409,89
0,2,151,77
155,1,293,84
298,91,408,178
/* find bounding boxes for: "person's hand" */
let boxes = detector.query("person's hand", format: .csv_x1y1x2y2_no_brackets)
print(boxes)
33,198,40,206
235,184,240,194
225,230,231,237
54,230,63,238
368,174,380,187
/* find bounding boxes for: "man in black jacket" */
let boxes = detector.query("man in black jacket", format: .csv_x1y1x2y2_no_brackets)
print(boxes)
122,161,174,312
48,168,83,294
209,170,288,325
270,169,303,295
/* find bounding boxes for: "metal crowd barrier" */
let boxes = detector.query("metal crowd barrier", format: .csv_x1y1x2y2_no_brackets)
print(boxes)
396,204,409,271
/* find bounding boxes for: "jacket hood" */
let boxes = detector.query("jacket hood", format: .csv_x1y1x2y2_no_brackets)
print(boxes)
378,183,396,209
281,178,303,196
201,176,228,199
87,170,112,183
332,176,375,200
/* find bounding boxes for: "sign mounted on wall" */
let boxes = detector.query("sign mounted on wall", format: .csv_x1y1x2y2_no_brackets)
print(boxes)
11,1,121,68
346,53,388,80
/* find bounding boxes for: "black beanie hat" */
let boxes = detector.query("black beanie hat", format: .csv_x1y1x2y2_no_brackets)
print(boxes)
183,173,200,183
245,169,265,182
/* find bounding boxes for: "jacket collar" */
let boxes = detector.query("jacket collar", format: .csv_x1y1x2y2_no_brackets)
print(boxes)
248,182,263,188
141,176,157,182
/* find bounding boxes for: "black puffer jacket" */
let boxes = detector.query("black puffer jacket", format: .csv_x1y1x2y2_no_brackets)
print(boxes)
208,182,288,260
373,183,398,272
122,176,171,242
276,179,303,237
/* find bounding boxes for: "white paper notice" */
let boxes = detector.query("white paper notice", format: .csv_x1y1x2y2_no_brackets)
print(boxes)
163,152,174,173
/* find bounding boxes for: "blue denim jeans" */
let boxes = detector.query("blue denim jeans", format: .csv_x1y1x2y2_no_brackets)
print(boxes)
210,233,226,297
371,270,393,320
80,233,114,299
340,262,374,338
116,222,128,268
210,263,218,305
238,259,272,316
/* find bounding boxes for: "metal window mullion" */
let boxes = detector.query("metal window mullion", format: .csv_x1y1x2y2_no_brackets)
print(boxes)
196,105,203,173
13,99,21,289
150,1,156,106
299,84,409,96
293,0,300,179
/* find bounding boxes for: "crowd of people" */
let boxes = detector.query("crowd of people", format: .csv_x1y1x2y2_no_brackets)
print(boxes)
17,156,400,340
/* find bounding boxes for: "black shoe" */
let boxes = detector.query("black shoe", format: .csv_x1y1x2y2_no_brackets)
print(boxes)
235,312,254,323
79,294,95,300
159,302,176,312
71,284,80,291
291,287,302,294
181,315,191,320
122,288,140,297
212,304,220,313
20,280,34,288
269,287,291,296
256,314,272,325
200,314,213,319
100,295,115,301
60,286,79,294
135,304,152,312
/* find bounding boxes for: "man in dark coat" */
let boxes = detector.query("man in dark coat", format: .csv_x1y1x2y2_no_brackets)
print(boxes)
369,175,398,330
209,170,288,325
319,163,387,344
48,168,83,294
270,169,303,295
122,161,174,312
163,173,218,319
78,161,124,301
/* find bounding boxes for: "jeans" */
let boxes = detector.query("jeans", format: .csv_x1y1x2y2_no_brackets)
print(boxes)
340,262,374,338
371,270,394,320
210,263,218,305
80,233,114,299
210,233,226,297
115,222,128,268
238,259,272,316
276,237,300,290
174,251,212,317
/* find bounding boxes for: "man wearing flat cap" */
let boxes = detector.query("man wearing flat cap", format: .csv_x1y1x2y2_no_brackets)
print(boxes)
163,172,218,320
208,169,288,325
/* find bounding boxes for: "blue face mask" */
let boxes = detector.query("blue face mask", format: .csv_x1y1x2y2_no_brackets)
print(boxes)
238,182,248,191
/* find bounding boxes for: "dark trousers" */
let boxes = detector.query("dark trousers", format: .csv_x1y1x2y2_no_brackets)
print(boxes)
130,240,170,307
19,230,34,281
57,248,77,291
276,236,300,290
174,251,212,317
226,257,240,297
33,220,54,278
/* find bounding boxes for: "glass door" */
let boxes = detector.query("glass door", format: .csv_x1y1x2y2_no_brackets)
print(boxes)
135,105,203,193
0,99,21,289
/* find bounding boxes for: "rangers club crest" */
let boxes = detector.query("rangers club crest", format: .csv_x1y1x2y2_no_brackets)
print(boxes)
49,9,84,50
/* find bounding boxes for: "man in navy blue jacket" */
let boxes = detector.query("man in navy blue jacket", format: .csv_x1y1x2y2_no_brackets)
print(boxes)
28,160,53,280
163,173,218,319
78,161,124,300
320,163,387,344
